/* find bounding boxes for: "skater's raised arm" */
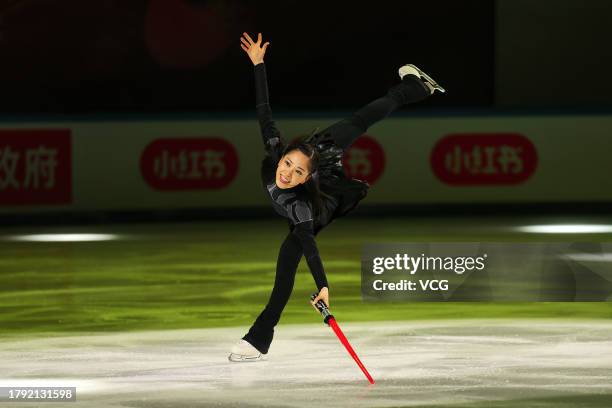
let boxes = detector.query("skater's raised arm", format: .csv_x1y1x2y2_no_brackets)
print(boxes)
240,32,280,155
253,63,278,150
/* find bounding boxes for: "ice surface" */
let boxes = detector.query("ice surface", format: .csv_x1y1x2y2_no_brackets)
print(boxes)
1,320,612,407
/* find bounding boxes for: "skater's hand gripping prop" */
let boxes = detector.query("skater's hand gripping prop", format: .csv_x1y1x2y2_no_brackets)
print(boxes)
240,32,269,66
310,291,333,324
310,287,329,312
309,293,375,384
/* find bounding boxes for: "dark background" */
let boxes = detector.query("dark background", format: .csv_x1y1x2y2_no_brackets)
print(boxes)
0,0,495,113
1,0,611,112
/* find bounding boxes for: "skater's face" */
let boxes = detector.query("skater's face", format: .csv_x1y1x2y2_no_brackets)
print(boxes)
276,150,311,189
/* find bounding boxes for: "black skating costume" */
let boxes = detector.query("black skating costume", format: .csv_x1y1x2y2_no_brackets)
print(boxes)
243,63,430,353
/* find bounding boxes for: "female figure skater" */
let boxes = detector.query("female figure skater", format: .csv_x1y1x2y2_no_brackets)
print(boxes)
229,32,444,362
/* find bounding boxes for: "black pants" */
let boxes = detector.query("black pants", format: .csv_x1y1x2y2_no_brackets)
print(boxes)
243,75,430,354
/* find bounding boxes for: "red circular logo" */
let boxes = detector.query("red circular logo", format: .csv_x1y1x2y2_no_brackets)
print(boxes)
342,135,385,186
431,133,538,185
141,137,238,190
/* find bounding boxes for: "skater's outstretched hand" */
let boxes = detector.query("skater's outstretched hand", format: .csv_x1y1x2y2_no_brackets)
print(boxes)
311,287,329,311
240,32,269,66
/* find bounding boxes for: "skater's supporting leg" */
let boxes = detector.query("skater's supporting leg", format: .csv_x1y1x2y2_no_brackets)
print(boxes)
243,232,303,353
317,75,430,151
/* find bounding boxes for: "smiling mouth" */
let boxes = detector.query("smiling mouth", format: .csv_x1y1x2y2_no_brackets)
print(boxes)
280,175,290,184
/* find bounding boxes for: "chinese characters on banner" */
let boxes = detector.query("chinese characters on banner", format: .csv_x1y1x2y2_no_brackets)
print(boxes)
430,133,538,185
140,138,238,190
0,129,71,205
342,135,385,186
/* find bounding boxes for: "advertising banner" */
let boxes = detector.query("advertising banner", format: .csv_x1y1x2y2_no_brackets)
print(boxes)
1,114,611,213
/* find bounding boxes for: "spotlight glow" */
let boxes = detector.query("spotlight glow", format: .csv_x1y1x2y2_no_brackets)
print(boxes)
516,224,612,234
3,233,120,242
565,253,612,262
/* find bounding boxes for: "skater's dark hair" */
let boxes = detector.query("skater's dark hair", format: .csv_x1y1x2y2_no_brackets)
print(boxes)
282,140,333,220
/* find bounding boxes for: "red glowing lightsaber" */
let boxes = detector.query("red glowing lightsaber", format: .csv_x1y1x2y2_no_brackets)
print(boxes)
310,293,375,384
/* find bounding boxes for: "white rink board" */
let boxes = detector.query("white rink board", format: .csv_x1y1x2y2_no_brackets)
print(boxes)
1,114,611,213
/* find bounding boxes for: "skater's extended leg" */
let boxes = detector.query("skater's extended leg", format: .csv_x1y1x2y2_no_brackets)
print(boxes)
317,74,430,151
242,232,303,354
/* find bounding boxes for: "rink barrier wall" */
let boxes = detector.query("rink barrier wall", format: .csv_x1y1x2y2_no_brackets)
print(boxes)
1,114,611,217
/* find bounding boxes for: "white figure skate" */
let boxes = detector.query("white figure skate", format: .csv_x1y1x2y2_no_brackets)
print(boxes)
398,64,446,94
228,339,264,362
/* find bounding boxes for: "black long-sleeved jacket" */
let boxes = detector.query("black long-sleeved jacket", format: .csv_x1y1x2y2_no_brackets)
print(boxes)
254,62,328,290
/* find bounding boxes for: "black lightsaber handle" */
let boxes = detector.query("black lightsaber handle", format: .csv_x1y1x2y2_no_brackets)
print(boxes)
311,293,334,324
